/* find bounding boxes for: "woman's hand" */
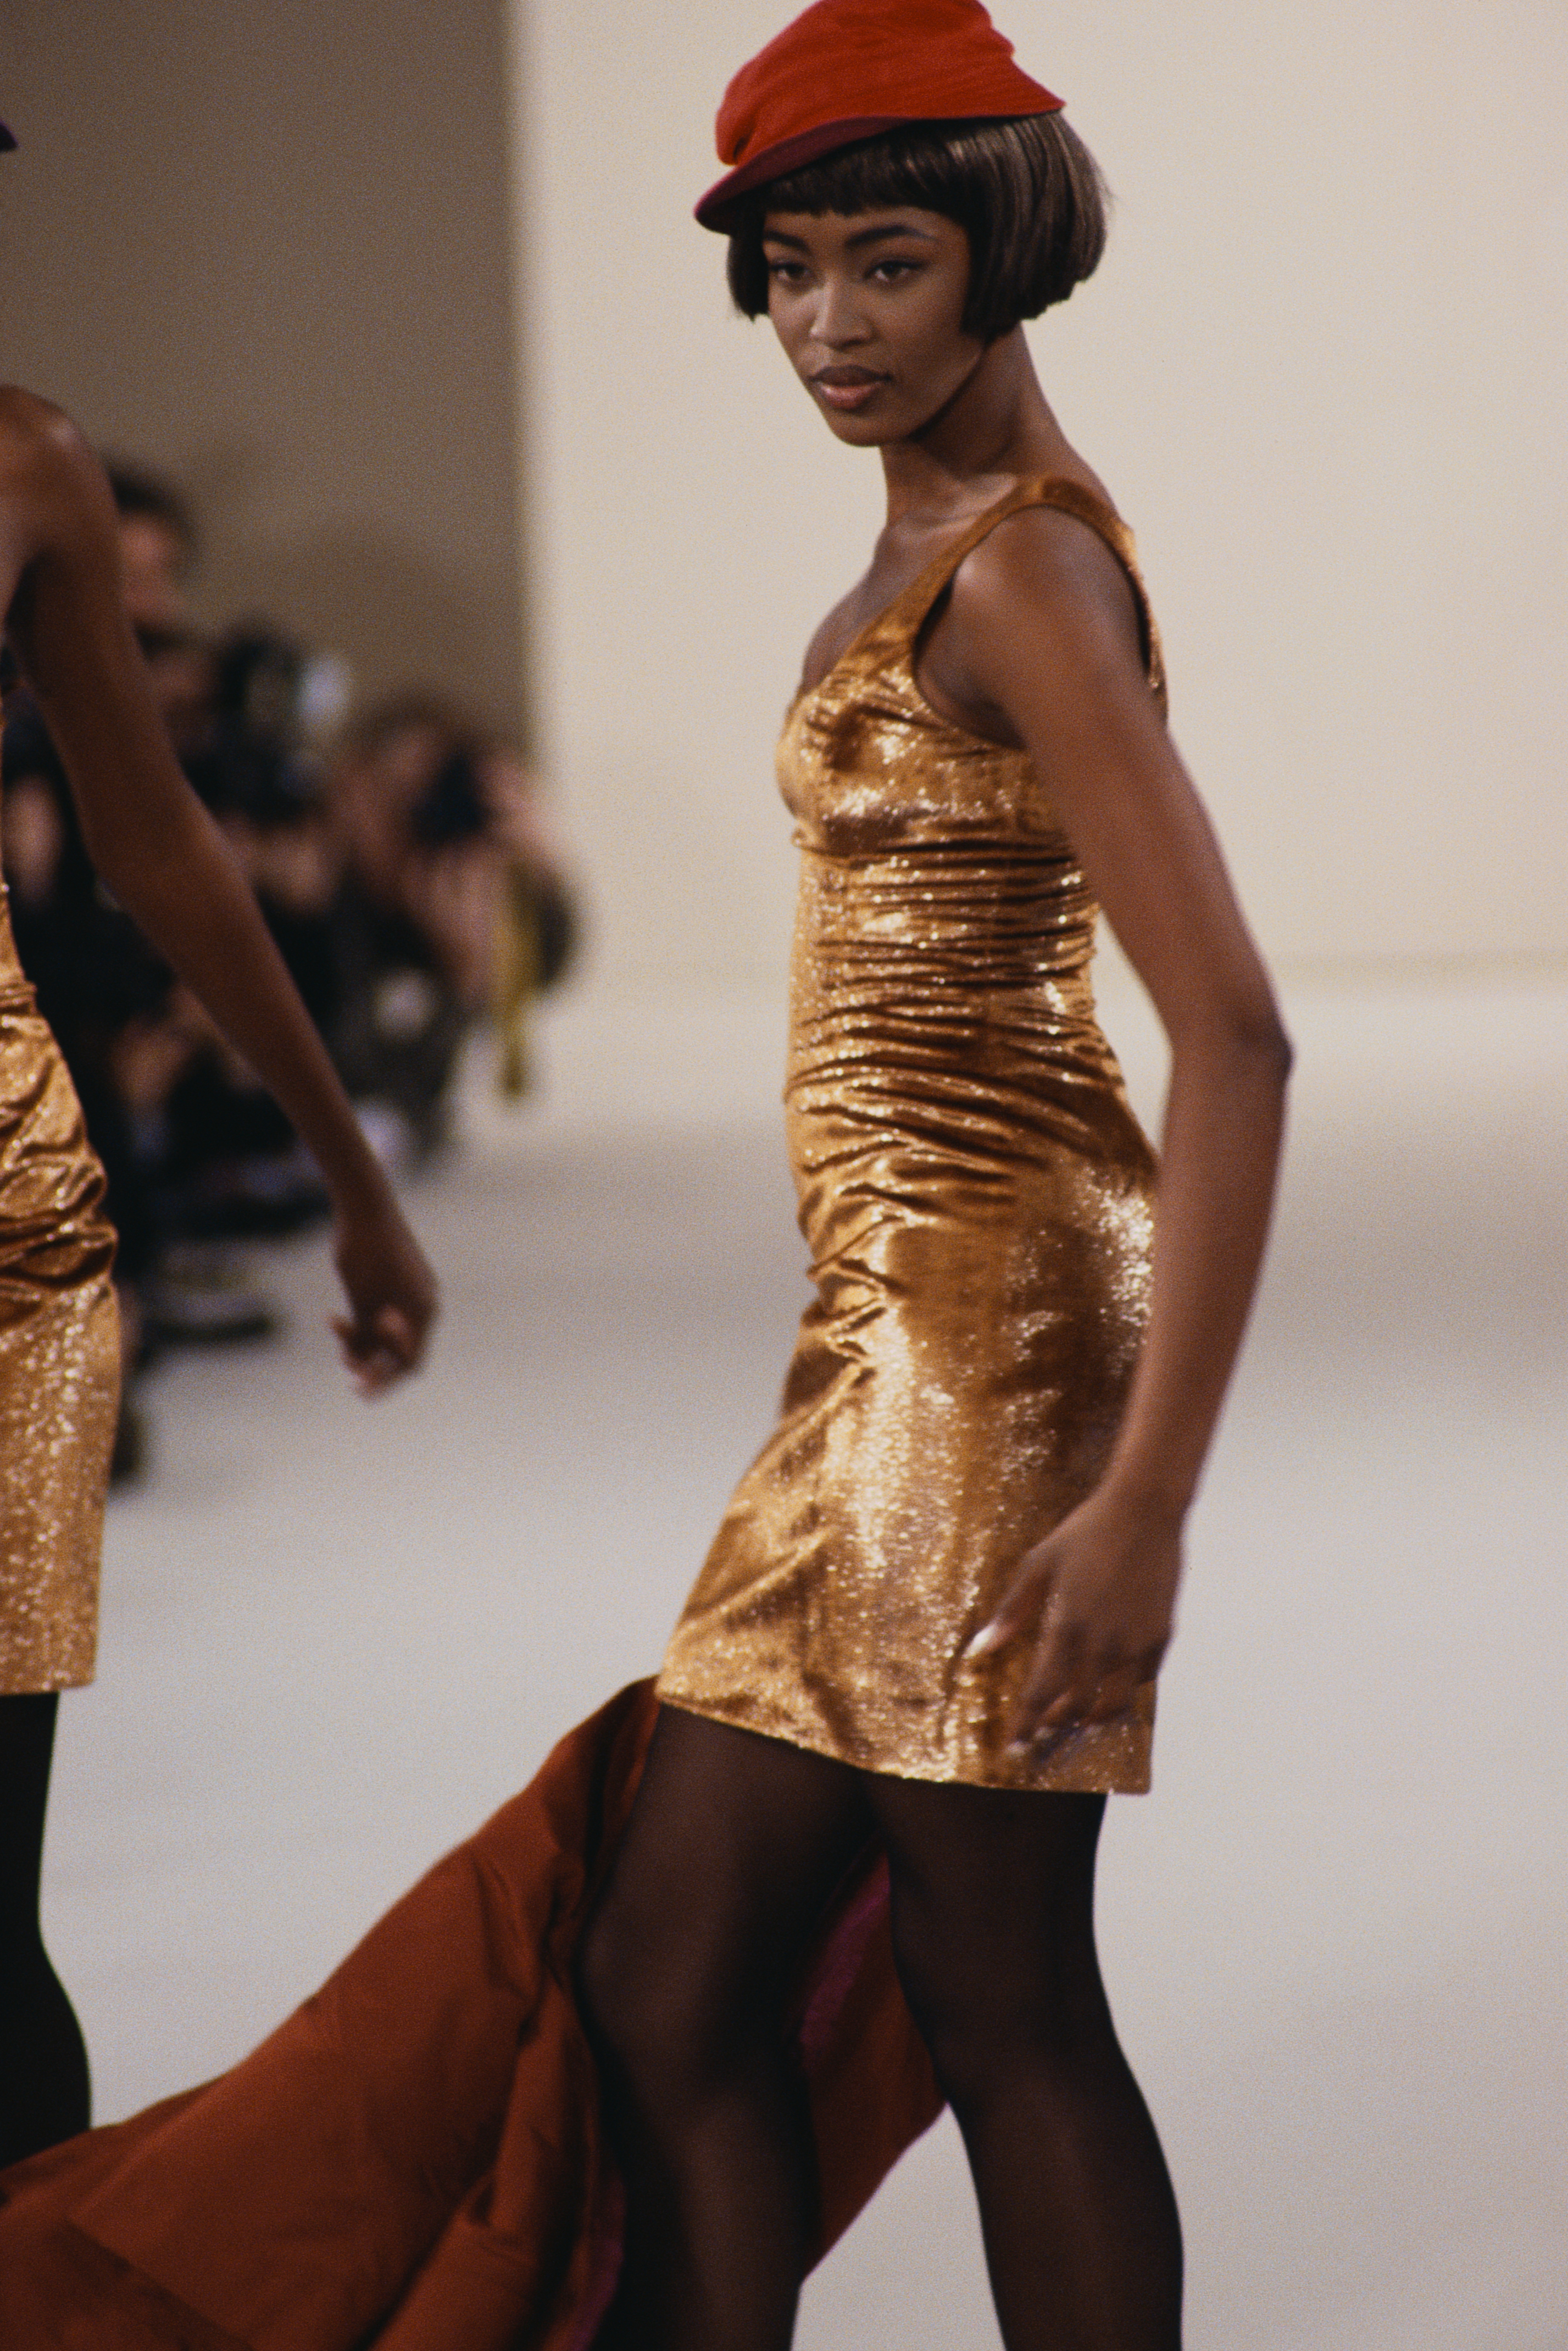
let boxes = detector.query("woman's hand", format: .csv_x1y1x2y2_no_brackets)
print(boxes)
329,1184,438,1395
969,1483,1183,1756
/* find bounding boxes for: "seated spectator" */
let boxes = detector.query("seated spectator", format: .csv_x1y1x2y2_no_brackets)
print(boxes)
323,695,576,1163
0,469,294,1410
3,448,579,1474
483,743,580,1099
103,458,197,632
150,627,341,1239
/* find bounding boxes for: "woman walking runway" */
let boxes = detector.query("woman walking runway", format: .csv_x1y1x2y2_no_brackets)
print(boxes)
0,8,1288,2344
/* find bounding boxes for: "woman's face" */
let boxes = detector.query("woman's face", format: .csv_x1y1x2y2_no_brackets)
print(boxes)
762,206,983,445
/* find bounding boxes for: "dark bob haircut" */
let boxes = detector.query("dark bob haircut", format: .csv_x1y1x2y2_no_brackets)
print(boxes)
725,113,1108,342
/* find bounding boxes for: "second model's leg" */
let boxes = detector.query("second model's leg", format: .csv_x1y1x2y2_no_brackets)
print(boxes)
577,1705,871,2351
0,1689,91,2167
868,1776,1183,2351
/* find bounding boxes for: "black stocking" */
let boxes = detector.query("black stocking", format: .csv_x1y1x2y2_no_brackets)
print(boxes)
579,1708,1181,2351
869,1776,1183,2350
0,1691,91,2168
577,1706,870,2351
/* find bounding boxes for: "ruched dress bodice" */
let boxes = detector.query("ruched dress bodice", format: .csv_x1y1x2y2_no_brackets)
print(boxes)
658,478,1164,1790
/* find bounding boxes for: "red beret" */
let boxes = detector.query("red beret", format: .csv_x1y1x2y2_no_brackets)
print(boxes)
696,0,1063,231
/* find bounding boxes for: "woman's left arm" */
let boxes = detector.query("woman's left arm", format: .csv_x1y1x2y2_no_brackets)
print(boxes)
951,509,1292,1745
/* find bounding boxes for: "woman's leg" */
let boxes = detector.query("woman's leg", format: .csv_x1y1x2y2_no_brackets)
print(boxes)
0,1691,91,2167
867,1777,1183,2351
577,1706,871,2351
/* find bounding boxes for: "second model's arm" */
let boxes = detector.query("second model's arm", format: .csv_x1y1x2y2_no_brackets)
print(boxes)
0,392,437,1388
942,506,1292,1742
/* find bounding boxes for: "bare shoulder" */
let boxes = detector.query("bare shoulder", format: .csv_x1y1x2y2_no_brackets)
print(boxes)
0,385,106,517
0,384,83,470
921,496,1152,739
0,390,121,613
948,498,1141,659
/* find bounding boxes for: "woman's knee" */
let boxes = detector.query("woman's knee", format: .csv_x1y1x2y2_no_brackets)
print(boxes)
577,1877,750,2114
888,1890,1111,2117
576,1706,865,2109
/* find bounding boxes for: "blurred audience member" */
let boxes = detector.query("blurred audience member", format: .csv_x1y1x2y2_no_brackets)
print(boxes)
154,626,341,1243
102,459,197,632
485,744,579,1099
1,465,277,1441
324,696,576,1164
2,451,577,1474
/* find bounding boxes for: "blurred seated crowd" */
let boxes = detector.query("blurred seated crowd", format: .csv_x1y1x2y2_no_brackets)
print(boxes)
1,462,575,1476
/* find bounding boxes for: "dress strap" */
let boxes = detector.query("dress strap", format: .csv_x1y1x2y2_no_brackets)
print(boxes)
895,474,1166,707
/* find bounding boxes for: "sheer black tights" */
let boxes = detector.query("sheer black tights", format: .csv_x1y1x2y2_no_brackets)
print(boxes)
577,1706,1182,2351
578,1709,868,2351
0,1692,91,2169
875,1770,1183,2350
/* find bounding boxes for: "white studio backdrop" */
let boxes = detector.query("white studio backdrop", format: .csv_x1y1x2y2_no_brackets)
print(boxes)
508,0,1568,992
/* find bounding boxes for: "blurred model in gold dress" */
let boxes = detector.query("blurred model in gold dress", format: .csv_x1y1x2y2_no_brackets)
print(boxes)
0,113,436,2160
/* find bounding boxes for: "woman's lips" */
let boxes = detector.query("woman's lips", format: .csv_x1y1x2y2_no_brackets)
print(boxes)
813,369,887,411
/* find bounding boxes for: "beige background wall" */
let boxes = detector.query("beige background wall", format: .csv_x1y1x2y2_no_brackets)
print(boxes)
3,5,1563,986
1,0,524,734
511,0,1568,988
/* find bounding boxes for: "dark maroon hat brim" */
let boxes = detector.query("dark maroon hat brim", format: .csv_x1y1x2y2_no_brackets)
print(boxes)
694,95,1064,232
696,114,915,230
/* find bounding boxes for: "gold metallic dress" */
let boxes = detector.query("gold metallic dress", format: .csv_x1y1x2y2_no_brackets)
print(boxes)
0,873,120,1694
657,477,1166,1794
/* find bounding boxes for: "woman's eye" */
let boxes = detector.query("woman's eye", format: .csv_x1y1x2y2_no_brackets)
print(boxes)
869,258,918,285
766,259,808,284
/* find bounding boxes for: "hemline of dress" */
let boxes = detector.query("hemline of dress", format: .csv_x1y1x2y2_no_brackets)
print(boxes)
0,1663,96,1698
652,1682,1153,1799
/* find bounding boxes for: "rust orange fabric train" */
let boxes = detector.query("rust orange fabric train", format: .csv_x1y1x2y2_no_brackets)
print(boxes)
0,1683,941,2349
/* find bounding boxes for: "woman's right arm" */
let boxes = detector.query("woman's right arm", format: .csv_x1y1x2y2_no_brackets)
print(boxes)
0,391,437,1389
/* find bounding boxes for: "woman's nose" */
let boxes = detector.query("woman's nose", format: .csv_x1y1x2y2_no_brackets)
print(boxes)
813,275,870,348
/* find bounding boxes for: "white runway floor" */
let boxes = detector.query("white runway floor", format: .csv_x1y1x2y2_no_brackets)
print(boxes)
45,968,1568,2351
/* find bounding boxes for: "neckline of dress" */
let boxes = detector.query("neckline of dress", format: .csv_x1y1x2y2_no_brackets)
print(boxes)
788,473,1116,716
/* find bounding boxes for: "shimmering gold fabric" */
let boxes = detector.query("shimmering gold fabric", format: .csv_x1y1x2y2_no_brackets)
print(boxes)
0,881,120,1694
658,479,1164,1791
